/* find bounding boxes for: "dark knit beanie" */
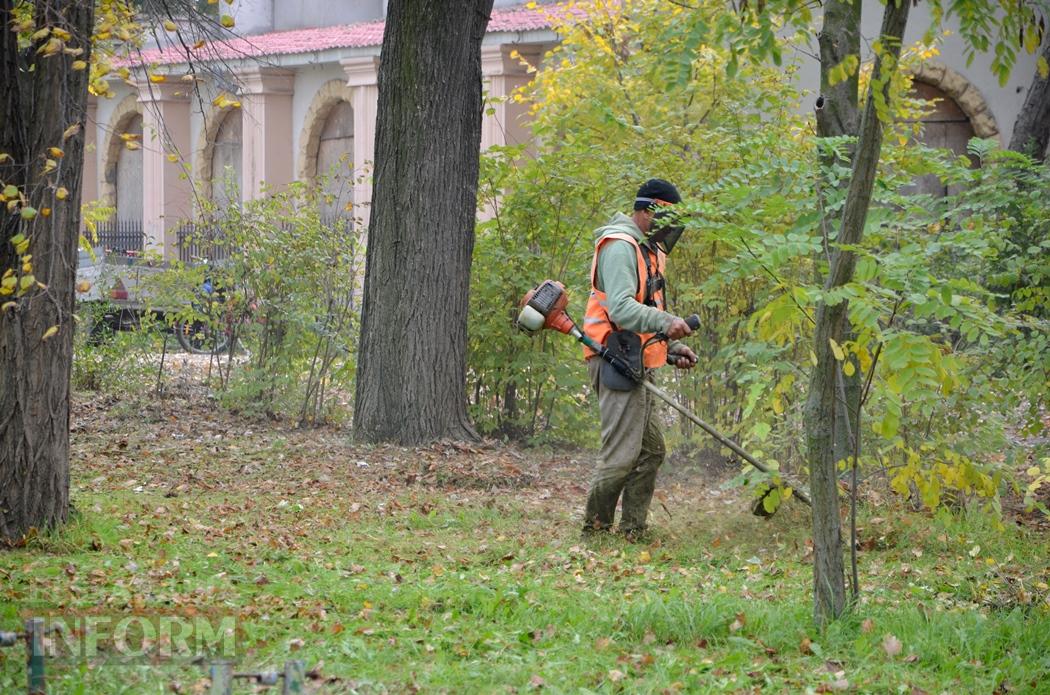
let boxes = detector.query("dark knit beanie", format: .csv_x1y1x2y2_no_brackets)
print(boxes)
634,178,681,210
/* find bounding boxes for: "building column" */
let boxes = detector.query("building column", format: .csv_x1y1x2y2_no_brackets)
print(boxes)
82,98,98,205
341,57,379,226
138,80,193,259
481,44,543,152
239,68,295,200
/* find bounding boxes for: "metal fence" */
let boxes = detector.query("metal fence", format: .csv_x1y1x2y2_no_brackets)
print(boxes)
176,222,230,264
89,219,144,255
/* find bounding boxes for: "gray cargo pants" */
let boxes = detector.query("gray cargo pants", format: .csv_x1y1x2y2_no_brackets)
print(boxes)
583,358,665,533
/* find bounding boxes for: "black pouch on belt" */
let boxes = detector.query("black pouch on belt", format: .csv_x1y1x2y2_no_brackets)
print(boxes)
600,330,643,391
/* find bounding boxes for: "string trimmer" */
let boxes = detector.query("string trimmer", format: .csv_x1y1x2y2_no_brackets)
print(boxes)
516,279,811,512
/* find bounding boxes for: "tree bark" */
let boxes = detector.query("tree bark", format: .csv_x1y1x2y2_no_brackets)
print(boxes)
353,0,494,445
1008,37,1050,161
1,0,94,543
805,0,910,626
816,0,862,144
814,0,863,475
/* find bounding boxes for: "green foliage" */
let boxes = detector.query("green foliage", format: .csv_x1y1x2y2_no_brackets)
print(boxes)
71,302,161,394
471,0,806,446
476,0,1048,513
1024,457,1050,514
145,177,364,424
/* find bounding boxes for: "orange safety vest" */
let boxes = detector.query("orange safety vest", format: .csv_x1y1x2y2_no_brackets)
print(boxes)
582,232,668,369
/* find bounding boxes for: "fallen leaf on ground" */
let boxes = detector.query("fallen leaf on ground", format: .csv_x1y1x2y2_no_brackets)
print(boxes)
883,634,902,657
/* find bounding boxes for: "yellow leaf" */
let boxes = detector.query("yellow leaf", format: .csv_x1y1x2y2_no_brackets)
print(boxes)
20,206,37,220
192,39,206,49
638,550,651,563
55,187,69,200
809,350,818,366
842,360,856,377
49,147,64,158
220,14,235,28
42,158,57,174
1,301,15,312
124,142,140,151
0,153,10,163
19,275,35,291
2,184,17,199
163,19,178,31
1039,56,1049,80
40,207,51,217
51,28,70,41
31,27,50,41
829,338,845,361
37,37,63,56
41,325,59,341
149,73,167,83
72,59,87,71
166,153,179,163
772,396,784,415
76,280,91,293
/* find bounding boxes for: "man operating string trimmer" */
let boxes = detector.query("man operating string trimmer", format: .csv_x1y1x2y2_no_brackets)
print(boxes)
577,178,697,538
517,179,810,536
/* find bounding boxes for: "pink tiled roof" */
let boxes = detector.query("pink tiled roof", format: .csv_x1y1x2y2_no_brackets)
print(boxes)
127,3,562,68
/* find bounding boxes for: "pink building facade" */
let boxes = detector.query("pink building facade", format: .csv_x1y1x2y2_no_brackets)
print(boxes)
87,2,556,259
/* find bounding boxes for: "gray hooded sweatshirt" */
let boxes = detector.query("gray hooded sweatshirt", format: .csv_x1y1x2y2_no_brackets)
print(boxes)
592,212,676,336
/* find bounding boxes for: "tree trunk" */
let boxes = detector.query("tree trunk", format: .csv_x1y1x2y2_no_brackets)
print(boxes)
1008,37,1050,161
0,0,94,544
816,0,862,144
815,0,863,473
805,0,910,626
353,0,494,445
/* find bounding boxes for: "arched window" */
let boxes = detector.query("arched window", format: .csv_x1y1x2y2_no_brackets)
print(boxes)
910,81,977,197
211,110,243,208
115,114,143,223
316,100,354,218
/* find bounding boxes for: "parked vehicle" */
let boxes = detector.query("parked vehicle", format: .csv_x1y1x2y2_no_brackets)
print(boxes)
77,245,231,354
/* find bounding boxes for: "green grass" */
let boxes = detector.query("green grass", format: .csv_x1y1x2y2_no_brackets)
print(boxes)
1,399,1049,693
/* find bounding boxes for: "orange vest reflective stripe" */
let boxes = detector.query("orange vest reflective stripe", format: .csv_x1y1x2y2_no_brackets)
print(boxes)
582,232,668,369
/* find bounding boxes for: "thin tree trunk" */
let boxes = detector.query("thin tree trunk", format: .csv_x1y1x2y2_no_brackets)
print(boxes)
1,0,94,543
805,0,910,626
816,0,862,145
815,0,864,476
353,0,494,445
1008,37,1050,161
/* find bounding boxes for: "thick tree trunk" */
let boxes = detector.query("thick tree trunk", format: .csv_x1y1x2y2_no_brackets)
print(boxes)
1008,38,1050,161
805,0,910,626
353,0,494,445
0,0,94,543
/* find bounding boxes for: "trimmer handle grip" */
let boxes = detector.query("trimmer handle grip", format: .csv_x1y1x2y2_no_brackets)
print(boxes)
685,314,700,331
